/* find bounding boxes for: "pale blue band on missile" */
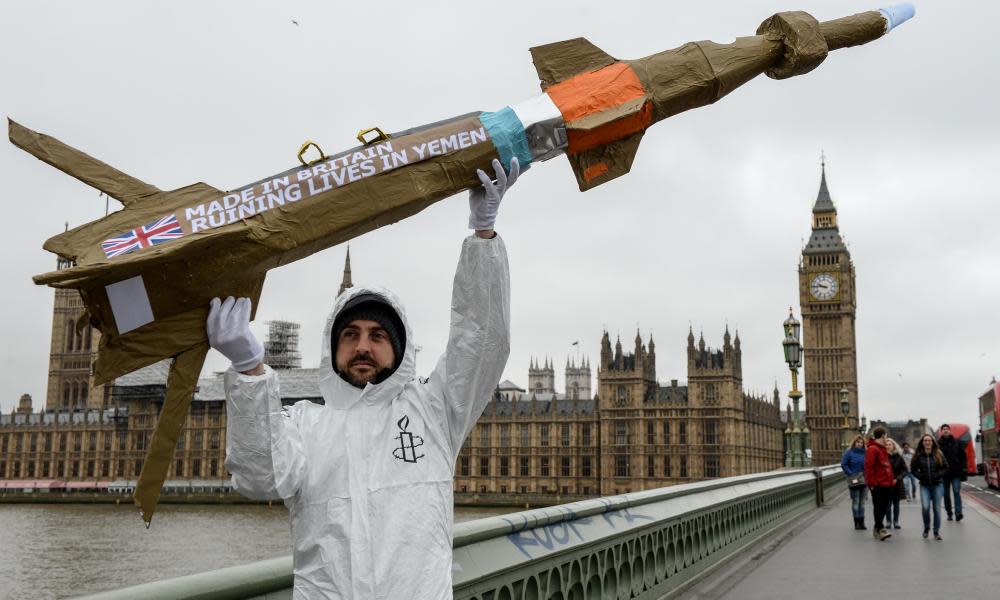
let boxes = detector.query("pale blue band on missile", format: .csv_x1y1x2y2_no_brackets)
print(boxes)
879,3,915,32
480,107,533,171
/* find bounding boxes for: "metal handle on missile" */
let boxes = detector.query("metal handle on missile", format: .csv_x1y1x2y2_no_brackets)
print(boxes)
357,127,390,145
297,141,327,167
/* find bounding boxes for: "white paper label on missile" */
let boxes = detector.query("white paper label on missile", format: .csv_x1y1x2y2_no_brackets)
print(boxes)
510,93,562,128
510,93,567,162
106,276,154,334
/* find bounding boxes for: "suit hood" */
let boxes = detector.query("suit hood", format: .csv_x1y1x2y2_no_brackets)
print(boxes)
318,285,415,408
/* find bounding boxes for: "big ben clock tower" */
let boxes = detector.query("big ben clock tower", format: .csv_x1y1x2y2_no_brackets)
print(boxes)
799,163,859,466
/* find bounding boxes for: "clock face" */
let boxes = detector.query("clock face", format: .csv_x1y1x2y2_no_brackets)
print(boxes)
810,274,838,301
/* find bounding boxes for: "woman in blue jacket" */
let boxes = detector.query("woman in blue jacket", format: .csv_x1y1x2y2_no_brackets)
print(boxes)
841,435,868,530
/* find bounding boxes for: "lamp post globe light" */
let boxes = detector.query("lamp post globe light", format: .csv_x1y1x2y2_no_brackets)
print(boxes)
840,387,850,449
782,310,802,368
782,307,809,467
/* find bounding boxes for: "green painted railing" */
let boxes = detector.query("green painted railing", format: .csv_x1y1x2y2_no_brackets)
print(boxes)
78,466,845,600
76,556,293,600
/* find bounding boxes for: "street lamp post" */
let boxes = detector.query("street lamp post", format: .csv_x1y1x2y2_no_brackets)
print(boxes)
782,308,810,467
840,387,850,449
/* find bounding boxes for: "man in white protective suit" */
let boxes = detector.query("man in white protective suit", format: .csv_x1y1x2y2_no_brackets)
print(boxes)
206,158,521,599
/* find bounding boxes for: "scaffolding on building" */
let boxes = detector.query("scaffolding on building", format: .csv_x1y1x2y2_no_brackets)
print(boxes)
263,320,302,369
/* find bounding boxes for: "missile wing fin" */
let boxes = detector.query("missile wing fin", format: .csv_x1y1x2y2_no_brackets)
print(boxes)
567,131,644,191
134,342,210,526
37,181,224,264
530,37,616,89
8,119,160,207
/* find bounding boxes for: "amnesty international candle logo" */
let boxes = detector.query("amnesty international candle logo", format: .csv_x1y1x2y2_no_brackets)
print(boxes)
392,415,425,464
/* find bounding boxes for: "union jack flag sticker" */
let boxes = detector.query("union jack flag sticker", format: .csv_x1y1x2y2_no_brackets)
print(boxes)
101,214,186,259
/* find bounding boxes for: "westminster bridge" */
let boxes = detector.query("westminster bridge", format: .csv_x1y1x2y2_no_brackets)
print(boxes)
80,465,1000,600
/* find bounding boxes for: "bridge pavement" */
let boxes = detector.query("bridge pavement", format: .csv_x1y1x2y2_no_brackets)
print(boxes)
683,478,1000,599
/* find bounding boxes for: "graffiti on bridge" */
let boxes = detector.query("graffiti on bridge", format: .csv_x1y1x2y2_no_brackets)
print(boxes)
505,502,654,559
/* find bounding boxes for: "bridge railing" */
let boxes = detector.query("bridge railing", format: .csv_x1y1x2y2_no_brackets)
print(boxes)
452,465,843,600
78,466,845,600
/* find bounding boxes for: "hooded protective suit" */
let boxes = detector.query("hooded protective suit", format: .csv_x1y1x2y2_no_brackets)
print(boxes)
223,235,510,599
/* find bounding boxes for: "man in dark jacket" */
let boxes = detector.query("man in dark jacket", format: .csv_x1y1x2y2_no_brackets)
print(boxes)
864,427,896,541
938,424,966,521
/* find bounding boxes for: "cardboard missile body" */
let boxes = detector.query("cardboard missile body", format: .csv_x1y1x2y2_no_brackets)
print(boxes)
10,6,912,524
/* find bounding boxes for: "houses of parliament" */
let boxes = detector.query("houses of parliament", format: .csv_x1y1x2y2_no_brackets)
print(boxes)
453,329,784,499
1,166,862,499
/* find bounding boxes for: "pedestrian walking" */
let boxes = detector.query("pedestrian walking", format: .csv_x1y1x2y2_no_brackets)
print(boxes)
911,433,949,540
901,442,917,501
885,438,906,529
841,435,868,530
864,427,896,541
937,424,966,522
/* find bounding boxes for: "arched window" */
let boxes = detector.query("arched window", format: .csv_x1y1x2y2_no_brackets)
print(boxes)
66,321,74,352
80,382,89,404
84,327,92,351
63,383,71,407
75,323,83,351
71,382,79,404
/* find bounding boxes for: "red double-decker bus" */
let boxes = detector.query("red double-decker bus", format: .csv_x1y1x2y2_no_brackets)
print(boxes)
979,381,1000,489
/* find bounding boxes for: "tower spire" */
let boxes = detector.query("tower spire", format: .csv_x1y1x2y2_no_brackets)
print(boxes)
338,245,354,296
804,159,847,253
813,158,835,215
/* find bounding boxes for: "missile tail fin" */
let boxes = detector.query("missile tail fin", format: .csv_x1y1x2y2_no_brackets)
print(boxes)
8,118,160,207
568,132,644,191
530,38,616,89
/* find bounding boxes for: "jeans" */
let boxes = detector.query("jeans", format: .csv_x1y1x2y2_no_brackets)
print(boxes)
886,489,901,526
849,485,867,519
870,486,893,531
942,477,962,516
904,473,918,498
920,482,944,533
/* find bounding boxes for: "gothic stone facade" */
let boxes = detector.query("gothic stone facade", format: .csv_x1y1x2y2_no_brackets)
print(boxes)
0,364,229,482
47,257,105,411
0,362,327,483
454,330,784,500
869,419,933,447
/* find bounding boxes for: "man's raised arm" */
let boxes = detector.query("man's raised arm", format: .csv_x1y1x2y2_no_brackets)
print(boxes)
427,158,519,460
208,297,307,500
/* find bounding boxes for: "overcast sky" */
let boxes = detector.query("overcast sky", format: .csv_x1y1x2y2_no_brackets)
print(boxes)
1,1,997,436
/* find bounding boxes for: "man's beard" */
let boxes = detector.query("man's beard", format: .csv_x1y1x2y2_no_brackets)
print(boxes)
342,357,388,389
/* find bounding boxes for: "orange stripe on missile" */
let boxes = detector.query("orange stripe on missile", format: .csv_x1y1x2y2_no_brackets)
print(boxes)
582,162,609,181
567,102,651,154
546,63,646,121
544,62,652,155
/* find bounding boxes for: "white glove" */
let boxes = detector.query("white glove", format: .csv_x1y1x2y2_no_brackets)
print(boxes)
207,297,264,372
468,157,521,230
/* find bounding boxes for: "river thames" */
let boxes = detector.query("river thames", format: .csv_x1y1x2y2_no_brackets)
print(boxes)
0,503,514,599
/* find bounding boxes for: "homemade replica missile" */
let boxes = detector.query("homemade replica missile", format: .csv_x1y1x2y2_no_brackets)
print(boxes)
10,4,914,524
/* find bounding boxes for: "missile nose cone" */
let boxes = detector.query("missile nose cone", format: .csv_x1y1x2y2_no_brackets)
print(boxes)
879,3,916,32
